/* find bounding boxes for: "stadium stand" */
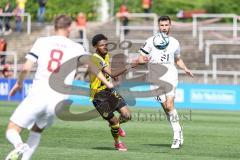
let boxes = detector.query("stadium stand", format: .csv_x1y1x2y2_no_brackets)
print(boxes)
2,13,240,84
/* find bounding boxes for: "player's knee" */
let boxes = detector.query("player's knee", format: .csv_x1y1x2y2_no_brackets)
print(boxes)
6,128,21,141
119,112,132,123
162,102,174,112
108,116,118,125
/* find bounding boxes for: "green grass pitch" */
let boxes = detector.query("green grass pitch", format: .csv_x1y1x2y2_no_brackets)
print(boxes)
0,101,240,160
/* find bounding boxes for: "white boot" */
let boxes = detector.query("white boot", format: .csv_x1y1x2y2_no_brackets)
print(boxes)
5,143,30,160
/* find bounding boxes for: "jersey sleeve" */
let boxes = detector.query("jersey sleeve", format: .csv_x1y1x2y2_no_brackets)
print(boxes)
139,37,152,56
25,38,42,62
92,55,108,71
174,40,181,58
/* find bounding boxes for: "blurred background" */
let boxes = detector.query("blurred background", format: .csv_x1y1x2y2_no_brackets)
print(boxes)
0,1,240,159
0,0,240,109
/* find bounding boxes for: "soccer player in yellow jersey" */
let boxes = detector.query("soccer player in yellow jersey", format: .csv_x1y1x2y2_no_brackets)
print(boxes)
90,34,132,151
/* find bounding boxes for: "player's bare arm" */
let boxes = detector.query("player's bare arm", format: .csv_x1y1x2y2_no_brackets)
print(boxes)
102,63,137,79
175,56,194,78
9,59,35,96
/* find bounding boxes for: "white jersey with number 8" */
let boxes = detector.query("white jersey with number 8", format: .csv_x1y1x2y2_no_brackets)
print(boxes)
26,35,87,90
10,36,87,129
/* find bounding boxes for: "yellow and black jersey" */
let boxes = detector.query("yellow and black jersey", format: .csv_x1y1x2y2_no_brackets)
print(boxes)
89,53,110,100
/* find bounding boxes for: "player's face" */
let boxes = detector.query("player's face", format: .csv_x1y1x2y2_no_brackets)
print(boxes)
96,40,108,55
66,25,73,37
159,20,171,35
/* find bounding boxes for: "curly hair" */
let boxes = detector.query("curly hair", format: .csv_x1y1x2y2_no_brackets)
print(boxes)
92,34,108,47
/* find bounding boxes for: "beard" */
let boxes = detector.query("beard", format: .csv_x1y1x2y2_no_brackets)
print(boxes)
97,48,108,55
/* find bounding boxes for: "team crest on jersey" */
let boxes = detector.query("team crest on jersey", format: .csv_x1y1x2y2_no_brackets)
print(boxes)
100,61,105,66
103,112,109,118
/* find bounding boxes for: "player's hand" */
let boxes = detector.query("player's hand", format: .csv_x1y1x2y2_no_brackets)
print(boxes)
185,68,194,78
9,82,22,96
133,55,150,64
143,56,151,62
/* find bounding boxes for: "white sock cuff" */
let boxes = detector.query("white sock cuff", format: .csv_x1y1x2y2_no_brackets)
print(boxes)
168,109,178,116
168,109,180,122
6,129,23,148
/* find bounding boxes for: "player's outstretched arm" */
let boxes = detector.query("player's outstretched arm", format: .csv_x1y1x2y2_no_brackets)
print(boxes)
103,62,138,79
175,57,194,78
107,54,149,78
9,59,34,96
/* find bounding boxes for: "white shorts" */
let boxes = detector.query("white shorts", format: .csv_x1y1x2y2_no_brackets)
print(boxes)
150,66,178,103
10,88,66,130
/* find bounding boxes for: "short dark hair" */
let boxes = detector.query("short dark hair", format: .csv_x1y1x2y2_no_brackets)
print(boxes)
92,34,108,47
158,16,171,24
54,14,72,30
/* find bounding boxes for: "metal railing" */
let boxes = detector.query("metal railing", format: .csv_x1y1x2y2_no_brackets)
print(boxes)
122,41,144,56
192,13,238,38
3,51,240,84
128,67,240,84
124,52,240,84
116,13,158,36
71,38,89,52
198,26,240,51
204,40,240,65
120,26,155,42
212,54,240,80
0,13,31,34
179,69,240,84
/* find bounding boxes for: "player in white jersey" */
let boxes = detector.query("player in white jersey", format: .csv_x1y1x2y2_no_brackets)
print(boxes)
136,16,194,149
5,15,114,160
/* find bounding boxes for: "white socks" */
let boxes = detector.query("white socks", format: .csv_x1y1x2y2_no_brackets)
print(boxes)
6,129,23,148
6,129,41,160
167,109,182,139
22,131,41,160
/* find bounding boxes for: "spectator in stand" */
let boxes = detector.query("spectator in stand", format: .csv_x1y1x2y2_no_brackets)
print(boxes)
142,0,152,14
76,12,87,41
15,0,27,32
14,4,23,32
0,38,7,65
16,0,27,13
3,1,13,35
116,3,130,35
37,0,47,24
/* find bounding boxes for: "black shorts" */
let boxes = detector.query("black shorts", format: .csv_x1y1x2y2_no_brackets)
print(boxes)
92,88,126,120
